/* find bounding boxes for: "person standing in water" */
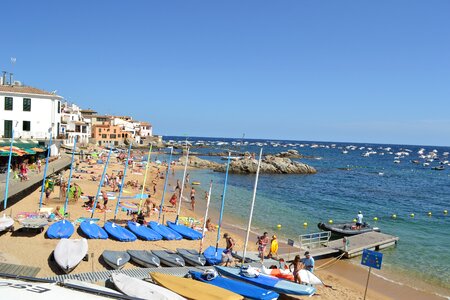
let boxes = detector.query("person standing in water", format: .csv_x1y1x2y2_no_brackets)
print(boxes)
190,187,196,211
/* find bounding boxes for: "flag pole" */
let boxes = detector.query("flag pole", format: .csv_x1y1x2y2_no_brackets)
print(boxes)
3,121,17,211
38,132,53,209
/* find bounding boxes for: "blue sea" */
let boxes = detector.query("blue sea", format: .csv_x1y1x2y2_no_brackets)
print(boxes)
160,136,450,296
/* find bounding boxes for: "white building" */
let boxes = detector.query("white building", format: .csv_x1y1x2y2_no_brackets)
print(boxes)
0,83,62,139
60,102,91,146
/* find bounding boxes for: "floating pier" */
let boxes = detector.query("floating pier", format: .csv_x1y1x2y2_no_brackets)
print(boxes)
277,231,399,261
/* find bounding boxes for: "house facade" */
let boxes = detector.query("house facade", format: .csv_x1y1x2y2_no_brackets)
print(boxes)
0,84,62,139
60,102,91,146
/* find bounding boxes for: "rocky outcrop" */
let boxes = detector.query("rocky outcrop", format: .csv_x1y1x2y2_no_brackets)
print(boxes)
274,149,303,158
178,156,222,169
214,155,317,174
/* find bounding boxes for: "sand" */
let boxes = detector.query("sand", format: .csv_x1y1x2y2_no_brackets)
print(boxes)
0,153,446,300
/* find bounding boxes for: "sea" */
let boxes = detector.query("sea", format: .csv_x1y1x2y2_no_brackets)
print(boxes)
158,136,450,297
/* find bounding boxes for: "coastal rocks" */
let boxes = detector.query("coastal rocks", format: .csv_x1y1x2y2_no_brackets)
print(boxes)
214,155,317,174
274,149,303,158
178,156,221,169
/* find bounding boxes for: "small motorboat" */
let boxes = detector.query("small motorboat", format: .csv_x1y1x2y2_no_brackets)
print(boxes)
432,166,445,171
318,222,379,236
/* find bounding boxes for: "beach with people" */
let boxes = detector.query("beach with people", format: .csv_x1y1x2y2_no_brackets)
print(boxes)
0,143,447,299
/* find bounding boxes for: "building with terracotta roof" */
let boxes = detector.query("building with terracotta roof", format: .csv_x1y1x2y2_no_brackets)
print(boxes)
0,81,62,139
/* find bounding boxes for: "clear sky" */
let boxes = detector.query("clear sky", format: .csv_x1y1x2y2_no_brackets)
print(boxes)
1,1,450,146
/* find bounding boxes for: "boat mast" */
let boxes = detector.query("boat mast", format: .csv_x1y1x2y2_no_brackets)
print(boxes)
63,137,78,216
3,121,17,211
39,131,53,209
114,143,132,220
91,147,113,218
215,152,231,254
157,147,174,224
242,148,263,263
199,180,213,254
137,143,153,214
175,145,189,224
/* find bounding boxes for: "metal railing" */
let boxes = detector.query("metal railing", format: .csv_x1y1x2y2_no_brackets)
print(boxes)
298,231,331,250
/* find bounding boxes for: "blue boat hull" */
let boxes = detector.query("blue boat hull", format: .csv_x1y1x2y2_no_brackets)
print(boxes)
167,221,202,240
215,266,316,296
80,220,108,239
190,271,279,300
127,221,162,241
149,221,182,240
47,220,74,239
104,222,137,242
203,246,225,265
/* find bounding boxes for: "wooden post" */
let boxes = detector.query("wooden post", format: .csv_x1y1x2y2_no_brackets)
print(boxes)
363,267,372,300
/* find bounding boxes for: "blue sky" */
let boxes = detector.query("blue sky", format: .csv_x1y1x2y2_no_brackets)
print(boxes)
1,1,450,146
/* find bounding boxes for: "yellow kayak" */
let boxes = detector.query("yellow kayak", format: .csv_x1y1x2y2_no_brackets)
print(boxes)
150,272,243,300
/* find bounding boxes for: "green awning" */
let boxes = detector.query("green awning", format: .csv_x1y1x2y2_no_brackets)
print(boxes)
0,139,39,148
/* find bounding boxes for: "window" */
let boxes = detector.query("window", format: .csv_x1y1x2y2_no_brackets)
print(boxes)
75,125,81,132
57,101,61,113
110,134,116,138
4,97,13,110
23,121,31,131
113,129,116,133
99,128,102,133
23,98,31,111
4,120,12,138
82,126,87,133
102,134,107,138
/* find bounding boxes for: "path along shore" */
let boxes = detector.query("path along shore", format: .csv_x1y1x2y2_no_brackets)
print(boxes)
0,153,445,300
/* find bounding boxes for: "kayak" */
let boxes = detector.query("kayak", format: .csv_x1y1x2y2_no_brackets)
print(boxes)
261,265,294,281
47,220,74,239
215,266,316,296
151,250,185,267
104,222,137,242
317,222,380,236
167,221,202,240
102,250,130,270
150,272,243,300
54,238,88,273
127,221,162,241
190,270,278,300
127,250,160,268
80,220,108,239
149,221,182,240
260,266,323,285
112,273,186,300
203,246,225,265
176,249,206,266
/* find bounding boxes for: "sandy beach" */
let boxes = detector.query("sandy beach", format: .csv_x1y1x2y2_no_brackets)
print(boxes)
0,152,445,300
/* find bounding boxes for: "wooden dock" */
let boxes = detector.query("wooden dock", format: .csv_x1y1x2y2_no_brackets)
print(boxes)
277,231,399,261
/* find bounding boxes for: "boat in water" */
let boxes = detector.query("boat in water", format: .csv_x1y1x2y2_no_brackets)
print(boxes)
318,222,379,236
